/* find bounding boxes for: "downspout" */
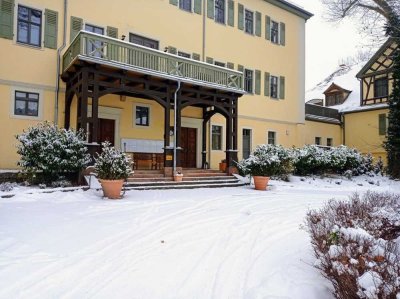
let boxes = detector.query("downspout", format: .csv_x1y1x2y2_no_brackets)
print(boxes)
202,0,206,61
54,0,68,125
173,80,181,175
342,113,346,145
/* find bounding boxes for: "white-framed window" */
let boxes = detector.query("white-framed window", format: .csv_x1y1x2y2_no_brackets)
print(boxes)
10,86,43,120
244,9,254,34
244,69,253,93
212,125,223,150
214,61,226,67
270,75,279,98
215,0,226,24
270,20,279,44
179,0,192,12
17,5,42,47
327,138,333,147
134,104,151,127
267,131,276,145
178,51,191,58
315,137,321,145
242,128,252,159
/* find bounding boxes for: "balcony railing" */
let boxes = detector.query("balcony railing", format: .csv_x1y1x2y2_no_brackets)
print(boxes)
62,31,244,93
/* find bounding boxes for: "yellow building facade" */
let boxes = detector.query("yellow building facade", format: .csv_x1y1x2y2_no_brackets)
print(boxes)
0,0,312,172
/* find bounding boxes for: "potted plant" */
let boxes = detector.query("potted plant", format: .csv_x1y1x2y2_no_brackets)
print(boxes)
238,144,293,191
94,141,132,199
219,159,227,172
174,170,183,182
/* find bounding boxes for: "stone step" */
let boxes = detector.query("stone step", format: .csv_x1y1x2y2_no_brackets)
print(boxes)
183,172,228,177
127,177,173,182
126,178,239,188
124,181,246,191
182,176,234,181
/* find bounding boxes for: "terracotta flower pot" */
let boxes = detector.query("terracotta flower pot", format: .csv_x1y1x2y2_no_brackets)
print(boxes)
99,179,124,199
219,162,227,172
253,176,270,191
174,175,183,182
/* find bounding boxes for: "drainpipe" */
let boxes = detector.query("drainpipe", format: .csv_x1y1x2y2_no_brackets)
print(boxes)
173,80,181,175
54,0,68,125
202,0,206,61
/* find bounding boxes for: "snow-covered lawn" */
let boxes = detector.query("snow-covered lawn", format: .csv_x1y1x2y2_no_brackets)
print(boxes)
0,176,399,299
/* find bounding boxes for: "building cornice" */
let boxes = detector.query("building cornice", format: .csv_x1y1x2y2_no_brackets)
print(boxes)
263,0,313,20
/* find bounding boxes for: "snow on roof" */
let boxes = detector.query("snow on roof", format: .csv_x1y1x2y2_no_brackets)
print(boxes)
305,61,387,113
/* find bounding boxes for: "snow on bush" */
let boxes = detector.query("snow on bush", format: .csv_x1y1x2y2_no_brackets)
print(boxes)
0,182,18,192
94,141,132,180
306,192,400,299
293,145,383,176
237,144,293,178
16,122,91,183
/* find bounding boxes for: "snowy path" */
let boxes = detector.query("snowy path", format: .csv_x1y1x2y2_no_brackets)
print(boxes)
0,176,398,299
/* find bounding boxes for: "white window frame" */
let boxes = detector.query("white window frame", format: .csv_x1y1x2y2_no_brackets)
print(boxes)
179,0,193,12
14,2,45,49
10,86,44,120
267,130,277,145
214,0,227,25
178,50,191,59
244,8,255,35
211,124,224,151
214,60,226,68
244,68,254,94
270,75,280,99
241,127,253,159
270,19,280,44
133,103,152,129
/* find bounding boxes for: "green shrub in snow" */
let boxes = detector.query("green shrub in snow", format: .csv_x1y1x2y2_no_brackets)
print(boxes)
16,122,90,183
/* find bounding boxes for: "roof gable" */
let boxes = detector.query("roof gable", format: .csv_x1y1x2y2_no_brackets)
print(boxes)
356,38,398,78
323,82,351,95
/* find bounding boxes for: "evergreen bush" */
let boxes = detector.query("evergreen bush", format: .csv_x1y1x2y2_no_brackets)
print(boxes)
94,141,132,180
16,122,90,183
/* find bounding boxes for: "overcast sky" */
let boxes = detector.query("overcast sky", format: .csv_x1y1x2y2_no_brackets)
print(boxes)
289,0,370,90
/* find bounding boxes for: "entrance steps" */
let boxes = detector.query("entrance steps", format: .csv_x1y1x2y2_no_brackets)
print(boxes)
126,169,246,190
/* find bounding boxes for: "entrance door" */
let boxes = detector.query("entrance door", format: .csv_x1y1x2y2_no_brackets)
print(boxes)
180,127,197,168
242,128,251,159
99,118,115,146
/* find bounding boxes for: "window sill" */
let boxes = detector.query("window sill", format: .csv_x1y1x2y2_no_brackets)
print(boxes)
10,114,41,121
15,41,44,51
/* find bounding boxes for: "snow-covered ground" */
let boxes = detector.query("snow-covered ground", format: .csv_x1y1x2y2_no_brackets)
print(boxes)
0,176,399,299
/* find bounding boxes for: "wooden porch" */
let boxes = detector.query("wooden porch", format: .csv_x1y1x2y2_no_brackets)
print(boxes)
61,31,244,176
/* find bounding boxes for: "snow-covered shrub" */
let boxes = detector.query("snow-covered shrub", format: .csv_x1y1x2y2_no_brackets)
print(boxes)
293,145,328,175
94,141,132,180
0,182,18,192
16,122,91,183
238,144,293,177
329,146,362,174
306,192,400,299
354,153,375,176
374,157,384,175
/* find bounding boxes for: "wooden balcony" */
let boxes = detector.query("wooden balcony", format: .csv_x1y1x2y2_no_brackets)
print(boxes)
62,31,244,93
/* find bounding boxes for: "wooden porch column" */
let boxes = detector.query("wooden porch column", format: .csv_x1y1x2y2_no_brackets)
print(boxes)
164,93,173,169
225,98,239,173
175,91,182,168
64,82,73,129
202,108,208,169
77,69,89,135
90,76,99,143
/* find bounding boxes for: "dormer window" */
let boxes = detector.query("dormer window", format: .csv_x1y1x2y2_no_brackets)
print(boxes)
326,93,343,106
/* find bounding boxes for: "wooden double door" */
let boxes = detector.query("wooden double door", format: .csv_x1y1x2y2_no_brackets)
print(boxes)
180,127,197,168
89,118,115,146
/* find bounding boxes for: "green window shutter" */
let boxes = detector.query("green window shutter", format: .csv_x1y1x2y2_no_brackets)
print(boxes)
238,64,244,73
255,11,261,37
207,0,214,19
169,0,178,6
280,22,286,46
206,56,214,64
70,16,83,42
192,53,200,60
279,76,285,99
44,9,58,49
0,0,14,40
168,46,177,54
227,0,234,27
106,26,118,38
264,72,270,96
379,114,387,135
238,3,244,30
194,0,202,14
227,62,234,69
265,15,271,40
255,70,261,95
